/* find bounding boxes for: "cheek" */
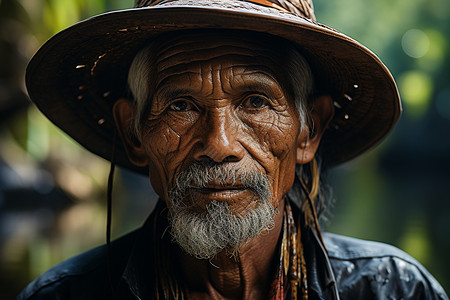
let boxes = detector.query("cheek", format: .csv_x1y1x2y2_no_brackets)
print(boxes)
277,149,298,194
272,114,301,194
144,124,181,162
267,149,297,208
248,110,300,158
141,120,191,197
246,110,300,202
144,111,198,160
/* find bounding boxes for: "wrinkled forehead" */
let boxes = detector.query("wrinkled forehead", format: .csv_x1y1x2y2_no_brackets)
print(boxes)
152,29,296,83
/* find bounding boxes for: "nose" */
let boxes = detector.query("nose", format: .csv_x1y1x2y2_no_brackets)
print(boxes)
193,109,245,163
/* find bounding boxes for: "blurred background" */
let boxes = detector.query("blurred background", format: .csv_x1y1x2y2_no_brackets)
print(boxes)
0,0,449,298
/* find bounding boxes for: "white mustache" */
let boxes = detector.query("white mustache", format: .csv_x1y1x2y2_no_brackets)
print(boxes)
168,162,272,205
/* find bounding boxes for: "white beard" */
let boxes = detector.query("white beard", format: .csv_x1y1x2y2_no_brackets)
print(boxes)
167,163,277,260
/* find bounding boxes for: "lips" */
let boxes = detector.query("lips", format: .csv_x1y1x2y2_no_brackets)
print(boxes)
191,185,246,193
187,185,253,202
190,186,249,196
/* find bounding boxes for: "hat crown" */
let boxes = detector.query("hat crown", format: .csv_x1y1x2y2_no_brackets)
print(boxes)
134,0,316,21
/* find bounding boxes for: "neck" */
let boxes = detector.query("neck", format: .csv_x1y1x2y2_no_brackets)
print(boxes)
177,198,285,300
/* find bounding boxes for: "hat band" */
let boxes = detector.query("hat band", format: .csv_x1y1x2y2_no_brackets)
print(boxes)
144,0,290,14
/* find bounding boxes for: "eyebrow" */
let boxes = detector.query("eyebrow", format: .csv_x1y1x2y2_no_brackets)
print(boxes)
155,87,194,102
226,72,284,97
236,81,279,95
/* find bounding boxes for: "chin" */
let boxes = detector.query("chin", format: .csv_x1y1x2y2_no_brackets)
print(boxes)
168,199,277,260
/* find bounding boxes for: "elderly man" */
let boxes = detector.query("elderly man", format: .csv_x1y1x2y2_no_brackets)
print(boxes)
18,0,448,299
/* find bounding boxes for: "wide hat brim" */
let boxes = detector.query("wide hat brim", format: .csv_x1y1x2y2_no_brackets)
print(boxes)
26,0,401,175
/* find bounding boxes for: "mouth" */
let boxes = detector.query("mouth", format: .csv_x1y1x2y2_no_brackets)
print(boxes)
190,185,248,195
191,184,245,191
187,185,255,203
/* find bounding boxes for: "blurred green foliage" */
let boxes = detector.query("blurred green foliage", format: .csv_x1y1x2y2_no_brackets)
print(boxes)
315,0,450,293
0,0,449,298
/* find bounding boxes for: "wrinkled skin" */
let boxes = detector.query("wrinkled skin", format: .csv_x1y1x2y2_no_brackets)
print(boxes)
114,32,333,300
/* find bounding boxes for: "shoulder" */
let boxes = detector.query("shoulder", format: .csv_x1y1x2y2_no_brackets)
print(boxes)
17,231,137,300
323,232,448,300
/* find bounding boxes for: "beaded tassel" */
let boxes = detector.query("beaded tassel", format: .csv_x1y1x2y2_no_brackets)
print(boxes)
298,214,308,300
286,200,308,300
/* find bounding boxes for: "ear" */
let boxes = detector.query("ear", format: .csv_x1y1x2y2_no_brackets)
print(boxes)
296,95,334,164
113,98,148,167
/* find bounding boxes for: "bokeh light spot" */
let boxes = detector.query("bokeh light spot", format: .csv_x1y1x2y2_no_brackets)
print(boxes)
398,71,433,117
417,29,447,72
402,29,430,58
400,217,430,265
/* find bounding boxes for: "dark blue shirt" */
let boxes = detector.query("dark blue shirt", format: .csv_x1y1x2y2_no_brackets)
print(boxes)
18,210,448,300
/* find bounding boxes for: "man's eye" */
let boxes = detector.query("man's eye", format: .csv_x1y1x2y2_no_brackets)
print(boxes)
169,100,193,112
242,95,269,109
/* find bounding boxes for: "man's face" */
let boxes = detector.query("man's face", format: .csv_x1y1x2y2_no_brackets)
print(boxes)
120,32,316,258
140,33,305,212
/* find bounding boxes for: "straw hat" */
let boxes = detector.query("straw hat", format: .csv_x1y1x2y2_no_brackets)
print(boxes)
26,0,401,174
